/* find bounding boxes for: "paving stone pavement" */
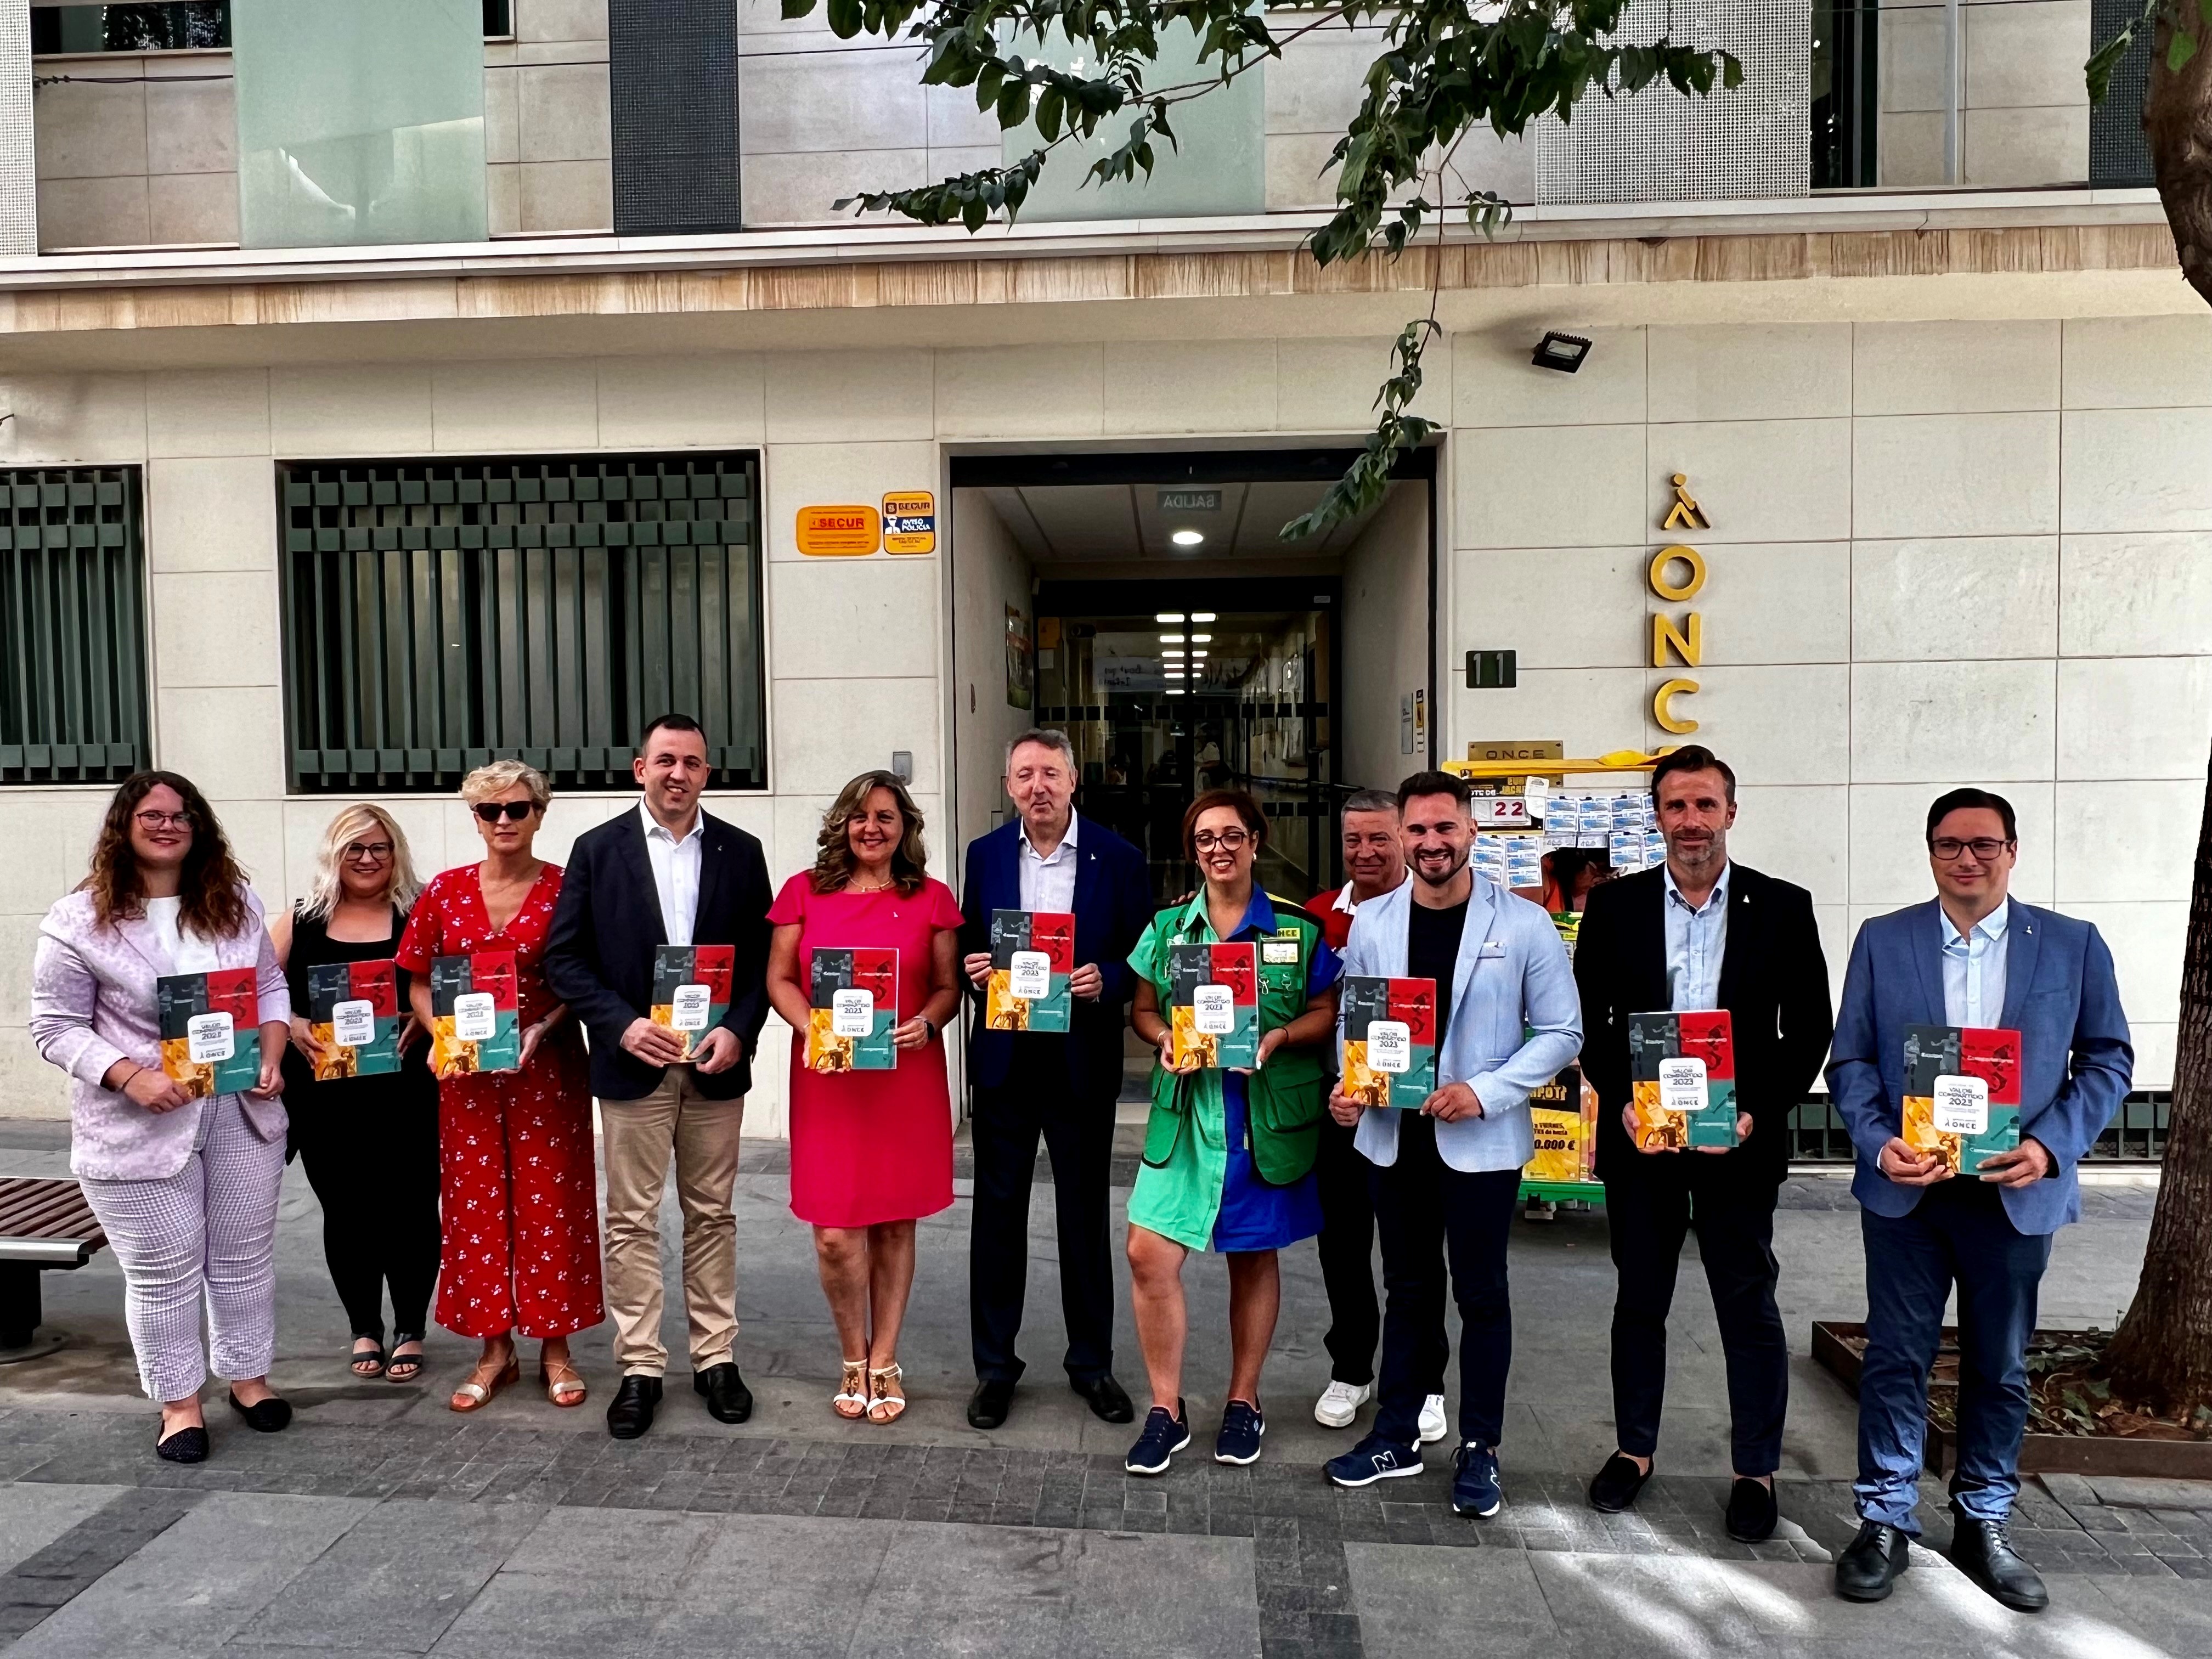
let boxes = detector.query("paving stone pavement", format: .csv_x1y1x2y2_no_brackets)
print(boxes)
0,1119,2197,1656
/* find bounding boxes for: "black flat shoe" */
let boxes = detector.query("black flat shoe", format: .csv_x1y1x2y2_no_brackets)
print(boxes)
227,1392,292,1433
155,1425,208,1464
1835,1521,1911,1602
1070,1373,1135,1425
692,1362,753,1425
1587,1451,1651,1513
1949,1511,2048,1611
606,1374,662,1440
1726,1477,1779,1543
968,1378,1015,1430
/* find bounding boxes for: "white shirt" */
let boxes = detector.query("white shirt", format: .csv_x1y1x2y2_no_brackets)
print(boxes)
144,894,221,973
1941,898,2010,1028
1662,861,1730,1012
639,800,704,946
1017,811,1081,913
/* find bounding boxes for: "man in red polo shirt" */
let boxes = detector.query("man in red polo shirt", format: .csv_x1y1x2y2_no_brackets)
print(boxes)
1310,789,1440,1441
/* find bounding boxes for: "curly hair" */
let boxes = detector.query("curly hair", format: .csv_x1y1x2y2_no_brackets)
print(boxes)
812,771,930,896
82,771,250,939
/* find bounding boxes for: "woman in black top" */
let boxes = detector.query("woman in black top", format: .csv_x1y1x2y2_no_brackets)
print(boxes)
270,805,441,1381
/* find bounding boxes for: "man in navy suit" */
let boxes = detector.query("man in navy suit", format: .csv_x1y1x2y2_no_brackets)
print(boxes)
1827,788,2131,1611
959,728,1152,1430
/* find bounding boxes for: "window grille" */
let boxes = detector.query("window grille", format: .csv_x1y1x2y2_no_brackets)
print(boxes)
279,452,764,795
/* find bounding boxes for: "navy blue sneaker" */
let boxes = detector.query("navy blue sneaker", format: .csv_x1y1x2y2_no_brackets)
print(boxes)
1452,1442,1503,1517
1125,1400,1191,1476
1324,1434,1423,1488
1215,1399,1265,1465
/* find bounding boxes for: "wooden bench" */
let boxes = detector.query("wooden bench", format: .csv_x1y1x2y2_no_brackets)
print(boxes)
0,1177,106,1359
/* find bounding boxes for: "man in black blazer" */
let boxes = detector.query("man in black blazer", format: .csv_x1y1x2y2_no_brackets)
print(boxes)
544,714,772,1440
958,728,1152,1431
1572,745,1832,1542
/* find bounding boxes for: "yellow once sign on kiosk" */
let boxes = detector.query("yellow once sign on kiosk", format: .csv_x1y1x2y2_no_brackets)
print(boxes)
797,504,881,556
882,492,936,555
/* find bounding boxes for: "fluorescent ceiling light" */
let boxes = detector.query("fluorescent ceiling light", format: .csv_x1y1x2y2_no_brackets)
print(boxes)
1190,633,1213,643
1155,612,1185,623
1165,687,1186,696
1189,650,1208,659
1191,612,1217,622
1159,633,1186,644
1165,670,1186,679
1170,529,1205,548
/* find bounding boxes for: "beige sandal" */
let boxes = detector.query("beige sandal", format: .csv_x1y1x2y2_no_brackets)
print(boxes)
833,1358,869,1420
540,1356,587,1409
866,1362,906,1425
449,1355,519,1413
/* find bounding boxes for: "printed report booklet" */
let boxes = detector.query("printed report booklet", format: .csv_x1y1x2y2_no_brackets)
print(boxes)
304,958,403,1081
1903,1022,2023,1175
428,950,521,1077
1339,975,1438,1108
156,967,263,1098
806,947,898,1072
1166,941,1259,1070
985,909,1075,1034
650,944,736,1062
1627,1008,1740,1149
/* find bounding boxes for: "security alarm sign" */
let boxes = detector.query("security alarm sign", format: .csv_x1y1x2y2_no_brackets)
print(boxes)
882,492,936,555
797,505,881,556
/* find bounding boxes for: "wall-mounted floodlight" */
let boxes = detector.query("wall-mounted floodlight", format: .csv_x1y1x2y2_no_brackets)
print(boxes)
1531,332,1592,373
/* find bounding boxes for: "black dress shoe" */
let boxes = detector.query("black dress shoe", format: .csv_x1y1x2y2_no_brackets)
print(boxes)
1071,1373,1135,1425
1949,1511,2049,1611
155,1424,208,1464
1726,1477,1779,1542
968,1378,1015,1429
1835,1520,1912,1601
606,1374,662,1440
1587,1451,1651,1513
227,1391,292,1433
692,1363,753,1425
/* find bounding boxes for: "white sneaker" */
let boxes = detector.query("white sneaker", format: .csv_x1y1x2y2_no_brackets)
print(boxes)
1417,1393,1448,1444
1313,1379,1373,1428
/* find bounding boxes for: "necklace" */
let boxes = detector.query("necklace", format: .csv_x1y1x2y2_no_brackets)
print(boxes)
848,874,895,893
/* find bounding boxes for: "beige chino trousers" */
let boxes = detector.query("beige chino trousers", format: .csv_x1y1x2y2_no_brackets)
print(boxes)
600,1068,746,1377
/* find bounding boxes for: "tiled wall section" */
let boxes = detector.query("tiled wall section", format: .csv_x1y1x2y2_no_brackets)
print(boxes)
32,1,612,251
1878,0,2090,187
0,317,2202,1122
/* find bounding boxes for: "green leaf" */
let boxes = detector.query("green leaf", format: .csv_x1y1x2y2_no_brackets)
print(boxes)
825,0,861,39
778,0,817,17
2170,26,2199,71
2085,30,2134,101
1036,85,1064,141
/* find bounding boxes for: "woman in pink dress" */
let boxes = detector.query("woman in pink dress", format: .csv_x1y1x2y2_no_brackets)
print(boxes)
765,770,962,1426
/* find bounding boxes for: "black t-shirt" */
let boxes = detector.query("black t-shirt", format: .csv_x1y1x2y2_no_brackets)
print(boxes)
1406,896,1469,1051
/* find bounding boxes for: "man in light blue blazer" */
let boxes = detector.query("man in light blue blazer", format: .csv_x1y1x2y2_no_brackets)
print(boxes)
1320,770,1582,1518
1827,788,2131,1613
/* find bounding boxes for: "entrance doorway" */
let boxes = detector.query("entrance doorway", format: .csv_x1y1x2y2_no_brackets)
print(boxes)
950,448,1436,907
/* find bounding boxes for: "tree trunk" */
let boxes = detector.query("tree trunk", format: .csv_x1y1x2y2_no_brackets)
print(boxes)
2107,735,2212,1413
2145,3,2212,308
2107,5,2212,1417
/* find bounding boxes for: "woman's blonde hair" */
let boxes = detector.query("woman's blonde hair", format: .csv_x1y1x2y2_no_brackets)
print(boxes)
460,759,551,810
301,803,421,921
812,771,929,896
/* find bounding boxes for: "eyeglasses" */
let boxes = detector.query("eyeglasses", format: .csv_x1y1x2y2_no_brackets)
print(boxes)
1192,830,1251,853
472,801,537,824
133,810,193,831
1929,837,2013,862
342,842,394,863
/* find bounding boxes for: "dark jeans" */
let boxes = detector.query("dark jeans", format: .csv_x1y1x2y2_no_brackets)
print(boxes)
1369,1114,1521,1449
969,1041,1118,1384
1315,1113,1380,1387
1605,1166,1788,1476
1857,1178,2052,1532
296,1091,441,1342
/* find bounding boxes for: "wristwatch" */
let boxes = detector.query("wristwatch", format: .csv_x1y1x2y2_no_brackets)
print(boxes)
918,1016,936,1043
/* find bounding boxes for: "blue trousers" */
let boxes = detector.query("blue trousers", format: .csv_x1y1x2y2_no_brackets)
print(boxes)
1856,1178,2051,1532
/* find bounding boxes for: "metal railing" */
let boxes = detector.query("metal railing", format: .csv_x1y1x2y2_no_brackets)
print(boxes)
1790,1093,2168,1164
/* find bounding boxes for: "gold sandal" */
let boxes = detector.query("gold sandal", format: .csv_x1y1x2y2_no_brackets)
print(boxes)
833,1358,869,1420
866,1362,906,1425
540,1356,587,1409
449,1354,520,1413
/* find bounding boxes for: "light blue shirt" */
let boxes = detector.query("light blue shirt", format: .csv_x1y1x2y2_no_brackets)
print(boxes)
1663,861,1729,1012
1940,898,2010,1028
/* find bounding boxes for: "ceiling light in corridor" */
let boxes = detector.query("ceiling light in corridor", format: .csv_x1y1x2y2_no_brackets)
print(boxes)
1170,529,1205,547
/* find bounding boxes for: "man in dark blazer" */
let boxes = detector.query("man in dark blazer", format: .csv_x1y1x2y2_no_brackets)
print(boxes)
1572,745,1832,1544
544,714,772,1441
958,727,1151,1430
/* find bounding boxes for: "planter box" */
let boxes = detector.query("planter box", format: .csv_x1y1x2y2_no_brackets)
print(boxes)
1810,1320,2212,1481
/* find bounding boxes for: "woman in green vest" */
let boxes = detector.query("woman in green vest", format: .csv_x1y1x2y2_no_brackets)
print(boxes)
1122,789,1341,1476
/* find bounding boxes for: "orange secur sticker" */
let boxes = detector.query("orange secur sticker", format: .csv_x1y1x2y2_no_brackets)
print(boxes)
882,492,936,555
796,505,881,556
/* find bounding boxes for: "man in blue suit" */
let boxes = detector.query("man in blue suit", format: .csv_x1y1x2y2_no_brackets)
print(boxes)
1828,787,2131,1611
959,729,1153,1430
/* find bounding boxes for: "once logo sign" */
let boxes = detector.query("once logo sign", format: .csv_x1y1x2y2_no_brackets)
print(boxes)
797,505,882,557
1649,475,1709,736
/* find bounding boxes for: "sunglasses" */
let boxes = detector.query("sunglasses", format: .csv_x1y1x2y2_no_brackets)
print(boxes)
472,801,537,823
